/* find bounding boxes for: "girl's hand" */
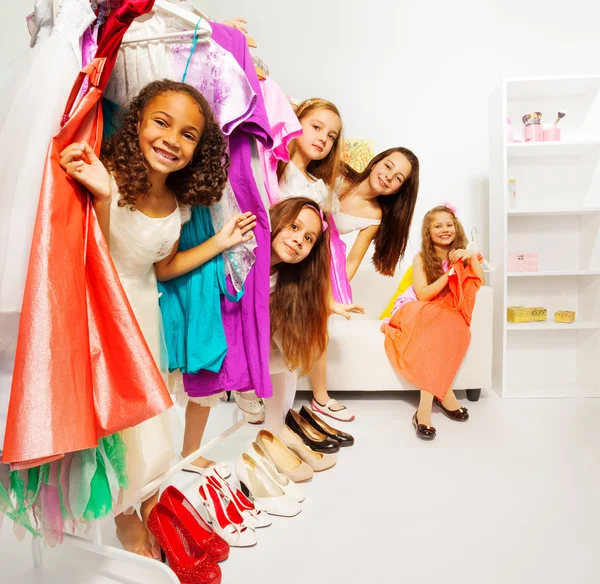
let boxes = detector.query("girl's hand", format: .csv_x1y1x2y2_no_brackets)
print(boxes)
330,300,366,320
449,249,475,264
221,17,248,34
59,142,112,202
216,212,256,251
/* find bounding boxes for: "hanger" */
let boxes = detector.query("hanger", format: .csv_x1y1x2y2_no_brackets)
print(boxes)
252,56,268,80
153,0,212,34
121,0,212,45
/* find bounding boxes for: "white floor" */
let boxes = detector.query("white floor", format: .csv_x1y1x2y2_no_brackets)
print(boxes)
2,389,599,584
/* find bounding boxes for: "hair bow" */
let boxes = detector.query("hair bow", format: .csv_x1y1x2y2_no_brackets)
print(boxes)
441,201,458,217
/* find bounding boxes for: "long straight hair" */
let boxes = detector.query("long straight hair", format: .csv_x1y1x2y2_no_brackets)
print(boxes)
341,147,420,276
270,197,331,374
277,98,344,192
420,205,468,284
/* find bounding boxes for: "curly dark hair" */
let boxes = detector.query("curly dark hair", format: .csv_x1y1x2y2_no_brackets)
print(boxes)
101,79,229,209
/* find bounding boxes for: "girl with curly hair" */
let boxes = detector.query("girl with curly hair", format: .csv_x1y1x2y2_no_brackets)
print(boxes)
382,205,485,441
60,79,256,559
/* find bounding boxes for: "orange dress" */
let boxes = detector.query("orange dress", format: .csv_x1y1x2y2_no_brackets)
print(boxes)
382,261,482,399
2,55,171,468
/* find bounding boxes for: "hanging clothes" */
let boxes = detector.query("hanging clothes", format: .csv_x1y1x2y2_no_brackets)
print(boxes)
256,76,303,206
182,22,273,400
158,206,243,376
2,0,166,469
0,0,96,451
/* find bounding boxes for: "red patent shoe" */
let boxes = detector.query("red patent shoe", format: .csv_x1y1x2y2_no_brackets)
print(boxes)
147,502,222,584
160,486,229,562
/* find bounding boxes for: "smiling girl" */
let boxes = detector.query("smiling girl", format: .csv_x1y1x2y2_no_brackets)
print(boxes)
60,79,255,558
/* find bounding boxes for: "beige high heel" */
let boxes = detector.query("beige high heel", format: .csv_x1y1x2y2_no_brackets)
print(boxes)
256,430,313,483
278,425,337,472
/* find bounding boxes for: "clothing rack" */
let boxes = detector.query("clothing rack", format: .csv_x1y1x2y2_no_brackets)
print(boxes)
31,409,247,582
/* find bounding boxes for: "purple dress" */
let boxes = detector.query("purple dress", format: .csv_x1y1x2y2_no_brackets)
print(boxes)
183,23,273,399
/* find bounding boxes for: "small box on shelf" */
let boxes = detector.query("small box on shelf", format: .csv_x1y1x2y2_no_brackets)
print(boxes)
507,253,539,272
554,311,576,323
507,306,548,323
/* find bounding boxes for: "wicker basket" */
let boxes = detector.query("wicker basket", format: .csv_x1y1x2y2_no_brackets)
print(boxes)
507,306,548,323
507,306,529,323
527,307,547,322
555,310,576,323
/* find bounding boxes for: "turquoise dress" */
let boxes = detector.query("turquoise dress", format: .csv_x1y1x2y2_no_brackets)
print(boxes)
158,205,243,374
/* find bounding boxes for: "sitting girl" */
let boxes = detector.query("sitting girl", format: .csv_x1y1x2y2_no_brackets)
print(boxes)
382,205,484,440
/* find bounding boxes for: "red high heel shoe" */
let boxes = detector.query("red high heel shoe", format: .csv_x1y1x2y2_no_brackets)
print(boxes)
147,502,222,584
160,486,230,562
206,469,271,529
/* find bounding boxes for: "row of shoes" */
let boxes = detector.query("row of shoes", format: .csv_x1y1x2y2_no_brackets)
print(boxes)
146,407,354,583
233,406,355,520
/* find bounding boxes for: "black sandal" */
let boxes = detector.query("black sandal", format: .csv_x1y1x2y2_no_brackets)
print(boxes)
434,398,469,421
412,412,436,440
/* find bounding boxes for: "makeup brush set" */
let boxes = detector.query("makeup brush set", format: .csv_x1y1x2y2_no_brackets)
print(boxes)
521,110,566,142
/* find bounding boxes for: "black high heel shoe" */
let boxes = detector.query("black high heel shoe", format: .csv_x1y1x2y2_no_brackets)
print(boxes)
433,398,469,421
412,412,436,440
299,406,354,447
285,410,340,454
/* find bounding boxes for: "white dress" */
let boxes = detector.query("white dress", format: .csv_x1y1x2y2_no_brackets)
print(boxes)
0,0,95,451
278,162,331,211
330,189,381,235
108,185,191,510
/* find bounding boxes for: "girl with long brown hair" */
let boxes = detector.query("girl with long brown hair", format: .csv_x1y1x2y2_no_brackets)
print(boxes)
307,145,421,423
179,197,362,474
382,205,485,440
60,80,256,559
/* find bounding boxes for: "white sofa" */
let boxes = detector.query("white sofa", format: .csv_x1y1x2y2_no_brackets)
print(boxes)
298,264,493,401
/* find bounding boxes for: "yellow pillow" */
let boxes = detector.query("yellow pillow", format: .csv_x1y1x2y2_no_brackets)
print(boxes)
380,265,413,320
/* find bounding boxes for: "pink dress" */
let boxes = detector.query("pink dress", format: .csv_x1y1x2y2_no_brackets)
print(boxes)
256,77,303,206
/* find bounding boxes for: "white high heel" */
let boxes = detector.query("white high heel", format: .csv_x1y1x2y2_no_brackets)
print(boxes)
206,467,271,529
197,476,257,547
235,454,302,518
247,441,305,503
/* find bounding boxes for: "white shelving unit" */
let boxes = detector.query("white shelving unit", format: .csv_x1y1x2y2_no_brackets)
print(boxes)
489,75,600,398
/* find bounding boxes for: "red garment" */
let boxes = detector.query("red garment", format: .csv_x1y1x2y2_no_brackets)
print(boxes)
2,0,168,467
382,261,482,399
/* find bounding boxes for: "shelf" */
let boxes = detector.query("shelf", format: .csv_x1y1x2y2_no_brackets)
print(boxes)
506,321,600,331
507,141,600,158
506,76,600,99
507,270,600,277
508,207,600,217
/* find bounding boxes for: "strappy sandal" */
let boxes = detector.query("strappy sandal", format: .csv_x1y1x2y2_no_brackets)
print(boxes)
434,398,469,421
412,412,436,440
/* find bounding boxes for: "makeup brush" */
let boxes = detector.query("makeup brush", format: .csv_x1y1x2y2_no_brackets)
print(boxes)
522,113,532,125
533,111,542,124
553,110,567,127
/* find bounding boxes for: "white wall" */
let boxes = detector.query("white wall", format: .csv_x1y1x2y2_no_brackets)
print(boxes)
4,0,600,280
194,0,600,267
